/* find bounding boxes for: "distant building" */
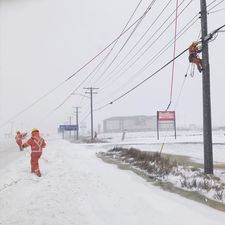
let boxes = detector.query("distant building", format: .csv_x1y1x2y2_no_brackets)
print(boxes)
103,115,157,133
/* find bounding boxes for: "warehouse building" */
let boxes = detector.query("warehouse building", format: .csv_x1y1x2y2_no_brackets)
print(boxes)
103,115,157,133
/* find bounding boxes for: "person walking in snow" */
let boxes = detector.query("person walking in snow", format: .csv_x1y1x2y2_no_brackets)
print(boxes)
15,131,27,151
22,128,46,177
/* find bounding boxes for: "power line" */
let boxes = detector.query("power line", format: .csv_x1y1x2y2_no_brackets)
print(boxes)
87,0,144,85
96,0,221,93
207,0,224,11
166,0,179,111
92,0,156,86
97,0,193,90
208,7,225,14
105,47,189,106
94,23,225,112
93,0,175,87
83,24,225,123
0,8,147,128
96,11,199,105
53,2,156,111
77,0,144,106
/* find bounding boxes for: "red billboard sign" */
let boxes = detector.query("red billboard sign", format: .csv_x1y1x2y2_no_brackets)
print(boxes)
157,111,175,121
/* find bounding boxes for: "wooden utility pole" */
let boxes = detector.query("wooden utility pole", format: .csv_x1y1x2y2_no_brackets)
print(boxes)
73,107,80,140
84,87,98,141
200,0,213,174
69,116,72,140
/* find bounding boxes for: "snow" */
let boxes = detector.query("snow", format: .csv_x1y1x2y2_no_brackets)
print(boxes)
98,130,225,164
0,134,225,225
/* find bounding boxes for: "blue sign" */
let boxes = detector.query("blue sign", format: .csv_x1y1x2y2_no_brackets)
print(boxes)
59,125,79,131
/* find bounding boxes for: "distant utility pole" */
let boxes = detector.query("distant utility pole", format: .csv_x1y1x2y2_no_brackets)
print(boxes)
69,116,72,139
84,87,98,141
200,0,213,174
73,106,80,140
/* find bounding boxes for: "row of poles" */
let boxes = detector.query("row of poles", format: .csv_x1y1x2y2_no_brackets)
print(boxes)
66,87,98,142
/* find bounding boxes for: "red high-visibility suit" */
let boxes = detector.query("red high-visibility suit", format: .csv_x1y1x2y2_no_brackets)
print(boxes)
188,43,203,73
15,132,27,151
22,130,46,177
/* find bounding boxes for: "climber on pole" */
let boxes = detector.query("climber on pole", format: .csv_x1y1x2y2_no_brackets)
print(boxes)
188,41,203,73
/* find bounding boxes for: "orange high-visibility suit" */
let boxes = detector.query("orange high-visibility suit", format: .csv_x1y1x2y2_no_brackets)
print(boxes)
15,131,27,151
22,129,46,177
188,42,203,73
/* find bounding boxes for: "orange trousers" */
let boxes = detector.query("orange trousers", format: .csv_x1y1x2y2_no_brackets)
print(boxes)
31,152,42,173
192,57,202,72
16,140,23,150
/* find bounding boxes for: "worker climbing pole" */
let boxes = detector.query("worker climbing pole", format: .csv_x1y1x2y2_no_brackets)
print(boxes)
188,41,203,73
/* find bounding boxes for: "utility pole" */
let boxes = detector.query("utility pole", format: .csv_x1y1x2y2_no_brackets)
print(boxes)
200,0,213,174
69,116,72,140
84,87,98,141
73,106,80,141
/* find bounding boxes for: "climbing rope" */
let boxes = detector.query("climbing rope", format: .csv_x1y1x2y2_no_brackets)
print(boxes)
165,0,179,111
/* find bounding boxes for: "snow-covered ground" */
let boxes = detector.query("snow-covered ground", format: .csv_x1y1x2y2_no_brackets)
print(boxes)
0,133,225,225
98,130,225,164
0,140,23,170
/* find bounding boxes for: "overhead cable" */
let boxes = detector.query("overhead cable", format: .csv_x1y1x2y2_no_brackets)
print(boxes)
166,0,179,111
92,0,156,85
106,47,189,105
53,1,156,111
0,8,146,128
95,15,199,107
86,0,144,84
77,0,144,106
207,0,224,12
98,0,192,90
96,0,175,85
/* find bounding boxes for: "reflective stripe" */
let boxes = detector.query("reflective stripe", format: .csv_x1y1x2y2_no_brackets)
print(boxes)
32,137,44,152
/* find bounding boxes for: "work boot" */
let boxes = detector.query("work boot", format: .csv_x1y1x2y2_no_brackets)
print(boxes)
35,170,41,177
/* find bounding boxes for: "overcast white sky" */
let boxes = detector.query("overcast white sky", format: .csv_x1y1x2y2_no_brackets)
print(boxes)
0,0,225,135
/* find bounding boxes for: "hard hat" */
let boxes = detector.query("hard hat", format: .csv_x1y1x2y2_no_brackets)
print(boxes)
192,41,198,46
31,128,39,133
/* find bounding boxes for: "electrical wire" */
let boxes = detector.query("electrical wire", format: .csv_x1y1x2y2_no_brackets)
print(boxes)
97,0,193,90
96,14,199,106
92,0,173,86
82,22,225,124
208,7,225,14
207,0,224,12
53,1,156,111
78,0,144,108
0,7,147,128
97,0,188,89
94,0,222,92
101,47,189,107
3,1,224,128
87,0,144,85
92,0,157,86
206,0,218,8
165,0,179,111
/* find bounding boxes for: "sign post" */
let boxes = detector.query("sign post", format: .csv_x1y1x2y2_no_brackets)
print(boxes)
157,111,176,140
59,125,79,139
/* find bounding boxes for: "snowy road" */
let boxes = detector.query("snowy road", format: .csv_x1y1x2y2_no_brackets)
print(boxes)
0,140,22,170
0,139,225,225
